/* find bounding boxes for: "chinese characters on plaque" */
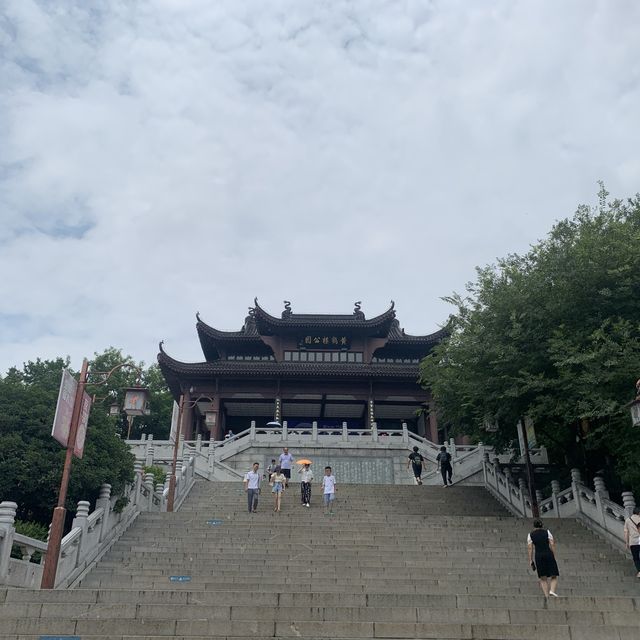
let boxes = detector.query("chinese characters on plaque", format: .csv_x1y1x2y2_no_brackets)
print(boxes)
299,335,350,349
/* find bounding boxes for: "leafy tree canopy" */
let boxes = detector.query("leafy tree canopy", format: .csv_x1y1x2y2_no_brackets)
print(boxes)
420,186,640,494
0,348,173,525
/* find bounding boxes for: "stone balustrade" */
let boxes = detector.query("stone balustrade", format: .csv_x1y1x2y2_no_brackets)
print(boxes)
127,422,548,486
0,456,196,589
483,456,632,551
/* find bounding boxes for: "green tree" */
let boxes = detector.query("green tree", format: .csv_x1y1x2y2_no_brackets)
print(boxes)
0,357,134,525
420,187,640,494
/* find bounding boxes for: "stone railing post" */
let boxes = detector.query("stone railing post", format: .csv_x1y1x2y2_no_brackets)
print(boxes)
342,422,348,442
570,468,583,513
132,461,143,506
401,422,409,443
196,434,202,453
535,490,543,504
449,438,457,458
312,421,318,442
145,435,154,467
593,476,608,527
155,482,165,511
518,478,528,516
0,501,17,581
551,480,561,513
95,484,112,542
140,433,146,442
282,421,288,441
71,501,90,565
482,451,490,485
594,475,609,499
371,421,378,443
622,491,636,518
250,420,256,441
504,468,513,485
144,473,155,510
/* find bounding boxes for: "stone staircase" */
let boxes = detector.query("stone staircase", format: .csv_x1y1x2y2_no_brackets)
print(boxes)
1,481,639,639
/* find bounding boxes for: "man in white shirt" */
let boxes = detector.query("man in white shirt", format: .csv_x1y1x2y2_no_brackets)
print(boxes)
279,447,294,487
243,462,261,513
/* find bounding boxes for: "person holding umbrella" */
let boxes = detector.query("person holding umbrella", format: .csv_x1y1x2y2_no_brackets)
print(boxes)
297,460,313,507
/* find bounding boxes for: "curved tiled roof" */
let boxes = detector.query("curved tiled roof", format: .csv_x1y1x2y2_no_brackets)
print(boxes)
158,346,420,381
251,298,397,330
386,320,448,345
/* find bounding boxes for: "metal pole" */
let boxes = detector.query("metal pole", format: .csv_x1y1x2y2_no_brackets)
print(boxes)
520,417,540,518
126,415,135,439
41,358,89,589
166,393,185,512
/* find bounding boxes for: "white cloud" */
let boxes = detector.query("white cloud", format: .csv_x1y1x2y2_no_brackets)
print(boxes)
0,0,639,371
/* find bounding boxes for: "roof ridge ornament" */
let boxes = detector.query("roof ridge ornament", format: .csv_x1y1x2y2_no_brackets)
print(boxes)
282,300,292,319
158,340,165,353
353,301,365,320
196,311,201,322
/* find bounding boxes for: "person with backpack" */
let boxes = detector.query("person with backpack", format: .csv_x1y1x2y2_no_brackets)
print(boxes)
407,446,425,485
436,446,453,487
623,506,640,578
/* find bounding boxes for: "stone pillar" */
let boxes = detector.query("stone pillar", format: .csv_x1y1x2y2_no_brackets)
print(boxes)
594,476,609,499
312,421,318,442
0,501,17,580
401,422,409,444
570,468,583,512
282,420,288,441
535,490,543,504
250,420,256,441
622,491,636,518
195,434,202,453
144,473,155,510
145,435,154,467
504,468,513,485
72,501,90,562
342,421,349,442
133,461,143,506
449,438,457,458
551,480,561,514
371,421,378,443
518,478,528,515
367,399,375,429
95,484,112,542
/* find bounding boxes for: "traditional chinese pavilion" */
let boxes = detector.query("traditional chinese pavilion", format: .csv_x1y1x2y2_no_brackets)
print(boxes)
158,300,446,441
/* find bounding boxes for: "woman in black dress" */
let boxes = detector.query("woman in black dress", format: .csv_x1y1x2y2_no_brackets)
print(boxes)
527,519,560,597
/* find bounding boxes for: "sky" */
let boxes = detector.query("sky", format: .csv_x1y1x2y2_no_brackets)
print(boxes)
1,0,639,374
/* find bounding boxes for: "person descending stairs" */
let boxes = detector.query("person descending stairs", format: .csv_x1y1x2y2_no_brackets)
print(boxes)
1,481,639,639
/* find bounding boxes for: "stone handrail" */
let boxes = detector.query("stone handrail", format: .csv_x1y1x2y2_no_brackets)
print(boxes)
0,455,196,589
128,423,548,487
482,456,634,552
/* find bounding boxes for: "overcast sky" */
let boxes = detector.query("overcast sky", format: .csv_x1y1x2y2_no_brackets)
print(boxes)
1,0,638,374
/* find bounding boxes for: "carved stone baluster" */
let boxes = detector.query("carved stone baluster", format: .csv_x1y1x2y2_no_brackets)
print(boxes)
0,502,17,580
621,491,636,519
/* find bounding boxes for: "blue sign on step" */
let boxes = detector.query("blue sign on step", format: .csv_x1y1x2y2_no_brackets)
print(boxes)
207,519,223,526
169,575,191,582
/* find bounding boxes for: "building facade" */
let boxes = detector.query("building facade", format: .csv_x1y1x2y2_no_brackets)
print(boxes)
158,300,446,441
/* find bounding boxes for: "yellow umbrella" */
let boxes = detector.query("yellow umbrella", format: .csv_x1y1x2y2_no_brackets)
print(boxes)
296,459,313,465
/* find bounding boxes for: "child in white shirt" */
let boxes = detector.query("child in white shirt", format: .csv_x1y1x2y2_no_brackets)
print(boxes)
322,466,337,515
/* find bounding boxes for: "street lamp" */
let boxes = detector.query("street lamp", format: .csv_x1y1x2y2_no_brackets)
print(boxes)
41,359,149,589
166,392,214,512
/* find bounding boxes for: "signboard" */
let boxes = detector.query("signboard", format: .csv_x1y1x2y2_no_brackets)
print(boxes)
51,369,77,448
206,519,223,526
169,575,191,582
169,401,180,443
51,368,92,458
299,335,350,349
517,416,537,456
74,392,92,459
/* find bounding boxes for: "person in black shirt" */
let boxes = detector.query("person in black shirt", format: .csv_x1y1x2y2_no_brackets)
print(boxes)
407,446,425,485
436,446,453,487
